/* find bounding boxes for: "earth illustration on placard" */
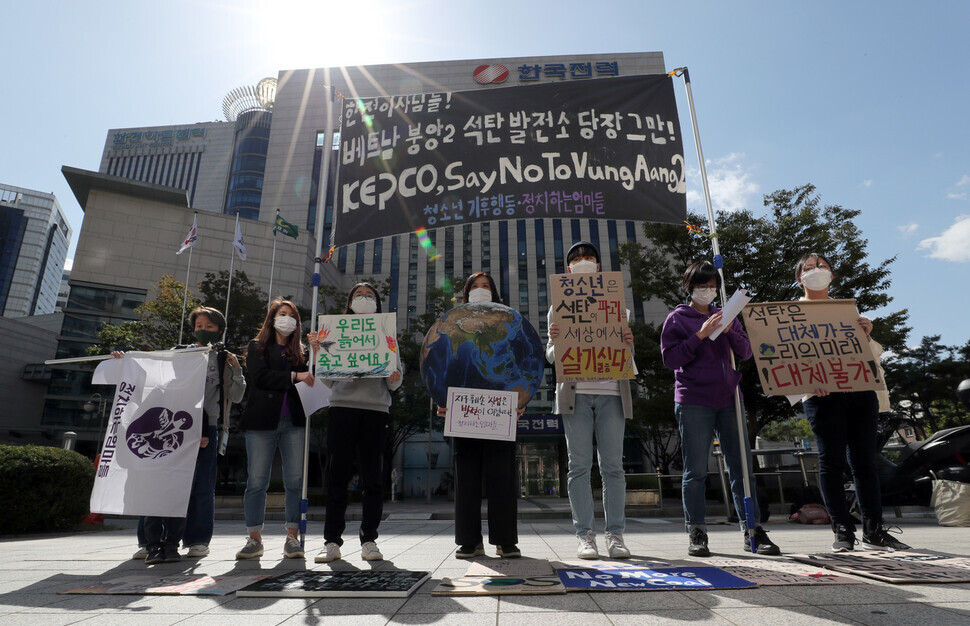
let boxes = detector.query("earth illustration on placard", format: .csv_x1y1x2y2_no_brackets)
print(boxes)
420,302,545,409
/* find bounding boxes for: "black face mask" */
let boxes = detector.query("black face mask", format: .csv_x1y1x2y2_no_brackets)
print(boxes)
195,329,221,345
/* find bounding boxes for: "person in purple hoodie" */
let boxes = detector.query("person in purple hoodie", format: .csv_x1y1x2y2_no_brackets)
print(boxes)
660,260,780,557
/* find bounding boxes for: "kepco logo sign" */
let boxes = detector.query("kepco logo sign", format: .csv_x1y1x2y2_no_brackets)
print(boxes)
473,64,510,84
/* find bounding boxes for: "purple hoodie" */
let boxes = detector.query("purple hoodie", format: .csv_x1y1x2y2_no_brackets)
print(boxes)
660,304,752,408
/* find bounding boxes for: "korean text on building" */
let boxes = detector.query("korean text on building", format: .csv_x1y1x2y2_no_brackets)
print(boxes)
742,300,883,396
550,271,633,382
314,313,399,378
334,74,686,246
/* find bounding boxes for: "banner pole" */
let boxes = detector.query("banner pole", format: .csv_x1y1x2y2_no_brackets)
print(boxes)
672,66,758,548
301,73,335,549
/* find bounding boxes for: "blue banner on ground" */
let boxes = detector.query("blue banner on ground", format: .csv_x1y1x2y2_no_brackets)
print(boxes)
334,75,686,246
557,567,757,591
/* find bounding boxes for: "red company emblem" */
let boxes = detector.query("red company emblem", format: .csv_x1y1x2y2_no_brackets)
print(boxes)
473,64,509,85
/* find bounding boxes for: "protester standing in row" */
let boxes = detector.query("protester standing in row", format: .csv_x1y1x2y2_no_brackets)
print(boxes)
546,241,634,560
792,253,909,552
126,306,246,564
661,261,780,557
315,283,403,563
444,272,522,559
236,298,318,560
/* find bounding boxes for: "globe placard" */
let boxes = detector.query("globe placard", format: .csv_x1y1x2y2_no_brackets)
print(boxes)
420,302,544,409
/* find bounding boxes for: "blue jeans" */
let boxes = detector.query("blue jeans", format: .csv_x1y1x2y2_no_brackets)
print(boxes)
562,393,626,536
803,391,882,530
183,425,219,545
675,402,760,532
244,418,305,531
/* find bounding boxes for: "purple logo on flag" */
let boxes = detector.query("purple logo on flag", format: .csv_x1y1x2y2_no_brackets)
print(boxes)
126,407,194,459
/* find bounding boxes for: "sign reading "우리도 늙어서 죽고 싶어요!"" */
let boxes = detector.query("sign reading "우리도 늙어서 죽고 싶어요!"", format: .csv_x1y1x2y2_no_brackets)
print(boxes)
333,74,686,246
314,313,398,378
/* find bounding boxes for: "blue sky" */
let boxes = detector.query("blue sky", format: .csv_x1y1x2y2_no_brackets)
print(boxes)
4,0,969,348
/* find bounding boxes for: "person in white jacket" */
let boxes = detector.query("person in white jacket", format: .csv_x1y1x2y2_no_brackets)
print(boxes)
546,241,634,560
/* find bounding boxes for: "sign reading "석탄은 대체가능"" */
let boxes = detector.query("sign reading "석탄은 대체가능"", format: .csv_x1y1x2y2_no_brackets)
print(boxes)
741,299,885,396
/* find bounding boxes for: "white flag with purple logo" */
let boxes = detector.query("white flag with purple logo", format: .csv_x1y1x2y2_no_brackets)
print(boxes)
90,348,209,516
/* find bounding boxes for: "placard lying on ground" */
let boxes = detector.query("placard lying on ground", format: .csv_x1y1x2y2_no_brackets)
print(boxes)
676,557,866,586
61,575,268,595
550,271,633,382
742,299,882,395
432,575,565,596
236,570,429,598
315,313,398,378
550,558,672,571
444,387,517,441
788,550,970,584
465,558,555,577
556,567,756,591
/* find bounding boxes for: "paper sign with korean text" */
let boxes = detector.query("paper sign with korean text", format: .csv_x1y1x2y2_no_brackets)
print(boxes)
742,299,882,396
315,313,398,378
444,387,517,442
550,271,633,381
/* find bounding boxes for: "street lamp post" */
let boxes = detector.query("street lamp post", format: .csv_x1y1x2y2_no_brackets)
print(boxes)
83,393,109,452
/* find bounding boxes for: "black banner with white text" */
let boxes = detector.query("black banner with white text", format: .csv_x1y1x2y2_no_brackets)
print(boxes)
334,75,686,246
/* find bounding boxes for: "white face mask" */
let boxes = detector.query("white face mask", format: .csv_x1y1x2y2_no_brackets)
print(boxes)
691,287,717,306
569,259,598,274
801,267,833,291
274,315,297,336
467,287,492,303
351,296,377,314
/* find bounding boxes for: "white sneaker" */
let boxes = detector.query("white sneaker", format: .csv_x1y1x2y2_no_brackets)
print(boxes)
186,544,210,558
314,542,341,563
361,541,384,561
577,531,599,559
283,535,305,559
605,532,631,559
132,546,148,560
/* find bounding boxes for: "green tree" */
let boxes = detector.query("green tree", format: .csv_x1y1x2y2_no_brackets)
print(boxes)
197,270,269,354
619,184,910,442
884,336,970,433
88,275,200,354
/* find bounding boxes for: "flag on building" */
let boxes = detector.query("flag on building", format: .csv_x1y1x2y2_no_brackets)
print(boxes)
274,214,299,239
89,349,209,516
177,214,198,255
233,220,247,260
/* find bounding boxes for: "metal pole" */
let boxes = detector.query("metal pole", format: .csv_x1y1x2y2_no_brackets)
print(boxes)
223,212,238,344
268,209,279,309
302,72,336,549
426,398,433,505
671,66,757,548
178,226,195,346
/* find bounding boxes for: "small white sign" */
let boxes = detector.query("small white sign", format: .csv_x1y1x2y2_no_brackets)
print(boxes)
444,387,517,442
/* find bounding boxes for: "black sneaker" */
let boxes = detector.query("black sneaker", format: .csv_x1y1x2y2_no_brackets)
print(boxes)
832,523,856,553
163,545,181,563
687,527,710,557
497,544,521,558
455,543,485,559
862,525,910,551
145,545,165,565
743,527,781,555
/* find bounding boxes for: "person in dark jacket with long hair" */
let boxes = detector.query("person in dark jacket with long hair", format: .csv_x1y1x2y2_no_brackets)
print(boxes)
236,298,318,560
661,260,780,557
444,272,521,559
